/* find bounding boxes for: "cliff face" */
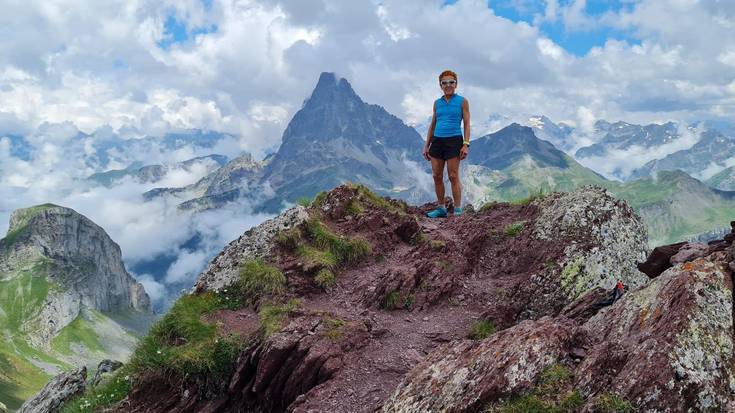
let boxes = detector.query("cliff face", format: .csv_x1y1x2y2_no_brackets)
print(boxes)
0,204,151,410
85,184,733,412
1,204,150,346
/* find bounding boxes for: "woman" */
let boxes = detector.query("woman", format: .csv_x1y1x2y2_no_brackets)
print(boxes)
423,70,470,218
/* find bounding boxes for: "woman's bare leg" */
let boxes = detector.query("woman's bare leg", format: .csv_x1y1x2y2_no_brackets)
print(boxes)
431,157,446,205
446,156,461,207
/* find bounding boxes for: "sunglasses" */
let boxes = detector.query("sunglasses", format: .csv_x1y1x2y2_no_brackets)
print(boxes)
440,80,457,86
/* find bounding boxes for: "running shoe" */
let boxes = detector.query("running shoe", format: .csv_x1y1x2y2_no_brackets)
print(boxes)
454,207,463,216
426,206,447,218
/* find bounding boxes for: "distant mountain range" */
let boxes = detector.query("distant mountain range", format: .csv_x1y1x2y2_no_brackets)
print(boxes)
128,72,735,246
87,154,228,187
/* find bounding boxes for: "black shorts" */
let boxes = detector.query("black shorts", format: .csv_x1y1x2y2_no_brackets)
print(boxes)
429,135,463,160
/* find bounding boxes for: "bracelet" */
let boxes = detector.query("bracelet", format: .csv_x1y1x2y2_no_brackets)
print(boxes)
463,140,470,147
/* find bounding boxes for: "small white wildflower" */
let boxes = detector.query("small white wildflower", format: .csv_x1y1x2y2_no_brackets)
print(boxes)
156,350,162,354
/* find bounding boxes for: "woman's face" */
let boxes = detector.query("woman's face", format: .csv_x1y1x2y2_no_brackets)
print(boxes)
439,76,457,94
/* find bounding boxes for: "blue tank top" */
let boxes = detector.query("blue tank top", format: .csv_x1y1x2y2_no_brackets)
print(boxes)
433,94,464,137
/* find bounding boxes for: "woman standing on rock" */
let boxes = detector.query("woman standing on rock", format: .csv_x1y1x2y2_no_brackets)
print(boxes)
423,69,470,218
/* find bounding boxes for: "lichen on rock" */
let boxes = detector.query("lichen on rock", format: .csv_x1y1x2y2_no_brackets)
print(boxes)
533,186,649,299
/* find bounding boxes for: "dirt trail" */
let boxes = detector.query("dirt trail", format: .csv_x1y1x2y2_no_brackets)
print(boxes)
119,187,572,413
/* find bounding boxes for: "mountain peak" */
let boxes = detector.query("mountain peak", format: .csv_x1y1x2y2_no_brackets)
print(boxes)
306,72,363,108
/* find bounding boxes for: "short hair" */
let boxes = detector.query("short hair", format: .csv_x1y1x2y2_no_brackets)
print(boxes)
438,70,457,81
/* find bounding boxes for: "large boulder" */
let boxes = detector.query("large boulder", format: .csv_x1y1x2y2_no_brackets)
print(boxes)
533,186,649,299
18,367,86,413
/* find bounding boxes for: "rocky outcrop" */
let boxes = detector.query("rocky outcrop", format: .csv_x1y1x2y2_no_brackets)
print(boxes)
18,366,86,413
111,184,675,413
193,205,309,292
385,221,735,412
91,359,124,387
0,204,151,347
533,186,649,299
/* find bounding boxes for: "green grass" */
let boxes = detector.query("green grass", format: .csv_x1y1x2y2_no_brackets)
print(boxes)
511,189,546,206
312,191,328,208
479,201,500,213
504,221,526,237
429,239,446,250
322,317,345,340
303,217,371,264
296,196,312,207
468,319,496,340
382,291,401,310
129,292,244,379
275,227,302,251
51,313,105,355
382,290,413,310
345,198,365,216
298,245,338,271
346,183,407,214
484,363,583,413
59,365,134,413
595,393,636,412
314,268,336,288
259,299,301,337
238,259,286,303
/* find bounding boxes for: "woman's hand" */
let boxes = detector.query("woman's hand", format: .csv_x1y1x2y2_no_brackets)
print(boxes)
423,145,431,161
460,145,469,160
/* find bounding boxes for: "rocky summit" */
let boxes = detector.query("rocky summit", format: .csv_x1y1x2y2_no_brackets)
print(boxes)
0,204,151,410
46,182,735,413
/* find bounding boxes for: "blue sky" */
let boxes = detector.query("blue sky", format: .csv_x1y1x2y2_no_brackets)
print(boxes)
443,0,641,56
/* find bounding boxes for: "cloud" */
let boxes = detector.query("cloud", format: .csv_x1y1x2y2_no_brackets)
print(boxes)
575,123,704,180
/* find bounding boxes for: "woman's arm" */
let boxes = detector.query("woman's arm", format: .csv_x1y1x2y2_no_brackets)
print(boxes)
426,101,437,145
460,98,470,160
462,98,470,144
423,101,437,161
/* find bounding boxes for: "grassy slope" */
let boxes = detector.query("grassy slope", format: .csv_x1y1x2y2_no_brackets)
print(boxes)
0,249,137,410
472,158,735,245
0,258,57,410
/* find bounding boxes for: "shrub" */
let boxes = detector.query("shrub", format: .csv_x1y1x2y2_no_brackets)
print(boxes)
468,319,496,340
504,221,526,237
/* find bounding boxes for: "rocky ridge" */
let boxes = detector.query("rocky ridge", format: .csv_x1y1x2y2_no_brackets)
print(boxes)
70,184,735,413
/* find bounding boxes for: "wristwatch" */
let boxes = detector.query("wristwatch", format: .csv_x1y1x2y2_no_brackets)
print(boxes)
463,140,470,147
